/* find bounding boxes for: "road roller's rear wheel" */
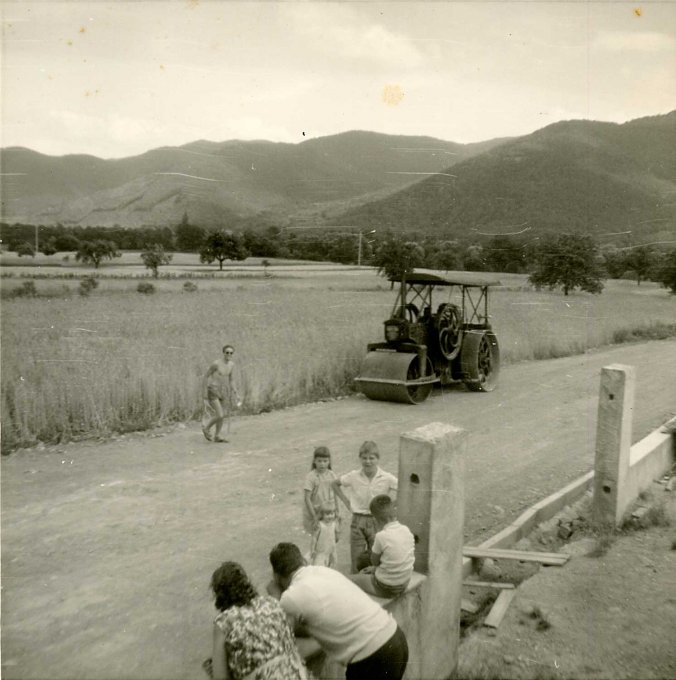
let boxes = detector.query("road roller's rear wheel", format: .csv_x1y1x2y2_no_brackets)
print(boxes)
460,331,500,392
356,351,435,404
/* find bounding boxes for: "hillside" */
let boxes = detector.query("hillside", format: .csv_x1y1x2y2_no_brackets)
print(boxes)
0,132,503,228
335,112,676,241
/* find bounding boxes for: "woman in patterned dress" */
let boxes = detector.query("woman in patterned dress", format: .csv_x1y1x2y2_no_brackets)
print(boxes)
204,561,308,680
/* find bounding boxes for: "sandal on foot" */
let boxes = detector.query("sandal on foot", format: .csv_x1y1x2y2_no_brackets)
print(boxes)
202,426,213,441
214,436,229,443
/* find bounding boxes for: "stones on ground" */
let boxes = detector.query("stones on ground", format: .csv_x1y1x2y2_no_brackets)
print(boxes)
524,603,552,631
557,519,574,540
561,537,598,557
461,598,479,614
479,558,502,580
632,506,649,519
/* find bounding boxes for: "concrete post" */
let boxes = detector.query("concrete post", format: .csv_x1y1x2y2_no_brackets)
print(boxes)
592,364,635,526
396,422,465,680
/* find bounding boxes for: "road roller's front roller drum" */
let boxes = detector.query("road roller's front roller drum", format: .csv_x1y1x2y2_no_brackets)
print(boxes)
355,351,436,404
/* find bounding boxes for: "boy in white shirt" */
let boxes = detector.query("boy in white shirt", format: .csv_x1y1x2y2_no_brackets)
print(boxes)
333,440,398,573
350,494,415,599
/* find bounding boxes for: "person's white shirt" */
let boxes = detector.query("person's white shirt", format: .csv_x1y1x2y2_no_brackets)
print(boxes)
338,468,397,514
372,521,415,586
280,565,396,665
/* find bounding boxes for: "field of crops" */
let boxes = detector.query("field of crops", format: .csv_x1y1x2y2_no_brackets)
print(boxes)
1,266,674,451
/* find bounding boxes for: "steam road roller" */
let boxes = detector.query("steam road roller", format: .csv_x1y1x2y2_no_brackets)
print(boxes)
355,270,501,404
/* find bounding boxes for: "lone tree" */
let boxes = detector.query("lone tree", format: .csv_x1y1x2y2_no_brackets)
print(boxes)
75,240,121,269
600,244,627,279
14,241,35,257
199,230,249,270
529,233,604,296
373,236,425,281
656,248,676,294
54,233,82,252
39,238,58,256
624,245,656,286
140,244,173,278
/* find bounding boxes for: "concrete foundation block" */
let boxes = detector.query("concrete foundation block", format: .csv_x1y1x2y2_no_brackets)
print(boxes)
397,422,466,680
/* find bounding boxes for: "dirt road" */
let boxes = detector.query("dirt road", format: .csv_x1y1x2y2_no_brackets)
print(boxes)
2,339,675,680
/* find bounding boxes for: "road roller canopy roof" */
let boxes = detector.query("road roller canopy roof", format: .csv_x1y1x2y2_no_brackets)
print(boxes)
388,270,502,287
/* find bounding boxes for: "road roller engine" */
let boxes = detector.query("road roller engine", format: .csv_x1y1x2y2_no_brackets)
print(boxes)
355,271,501,404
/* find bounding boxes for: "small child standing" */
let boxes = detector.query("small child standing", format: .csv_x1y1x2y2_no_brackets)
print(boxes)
309,502,340,567
350,494,415,599
302,446,340,537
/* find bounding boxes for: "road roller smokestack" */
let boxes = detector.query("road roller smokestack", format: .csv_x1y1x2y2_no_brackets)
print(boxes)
354,270,502,404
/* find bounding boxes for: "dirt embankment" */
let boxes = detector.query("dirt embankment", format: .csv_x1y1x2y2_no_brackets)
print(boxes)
1,340,675,680
457,483,676,680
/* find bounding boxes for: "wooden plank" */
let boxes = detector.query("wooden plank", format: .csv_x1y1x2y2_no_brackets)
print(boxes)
483,589,516,628
463,546,569,565
463,580,515,590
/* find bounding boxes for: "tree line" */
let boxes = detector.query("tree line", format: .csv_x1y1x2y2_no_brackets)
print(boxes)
1,214,674,294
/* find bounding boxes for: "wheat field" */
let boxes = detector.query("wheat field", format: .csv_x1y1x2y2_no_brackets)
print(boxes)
1,270,674,450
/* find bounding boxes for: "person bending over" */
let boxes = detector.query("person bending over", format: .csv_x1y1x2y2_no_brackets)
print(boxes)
204,561,307,680
268,542,408,680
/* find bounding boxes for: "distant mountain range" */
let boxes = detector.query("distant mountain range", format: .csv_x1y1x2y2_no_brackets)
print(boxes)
0,132,502,229
334,112,676,241
1,112,674,242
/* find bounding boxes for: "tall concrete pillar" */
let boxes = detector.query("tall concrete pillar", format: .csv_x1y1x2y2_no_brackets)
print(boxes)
592,364,635,526
396,422,465,680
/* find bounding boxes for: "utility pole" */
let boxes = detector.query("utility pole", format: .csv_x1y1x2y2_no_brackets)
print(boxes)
357,229,376,267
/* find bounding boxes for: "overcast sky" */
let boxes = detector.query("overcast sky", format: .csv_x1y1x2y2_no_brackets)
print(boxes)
1,1,674,159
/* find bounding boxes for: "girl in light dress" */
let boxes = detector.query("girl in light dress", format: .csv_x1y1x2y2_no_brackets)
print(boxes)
302,446,341,558
309,502,340,567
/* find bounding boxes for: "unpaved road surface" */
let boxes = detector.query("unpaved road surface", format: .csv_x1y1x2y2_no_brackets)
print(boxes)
2,340,676,680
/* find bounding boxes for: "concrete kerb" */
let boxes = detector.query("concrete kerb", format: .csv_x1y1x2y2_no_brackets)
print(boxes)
462,471,595,578
463,414,676,579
